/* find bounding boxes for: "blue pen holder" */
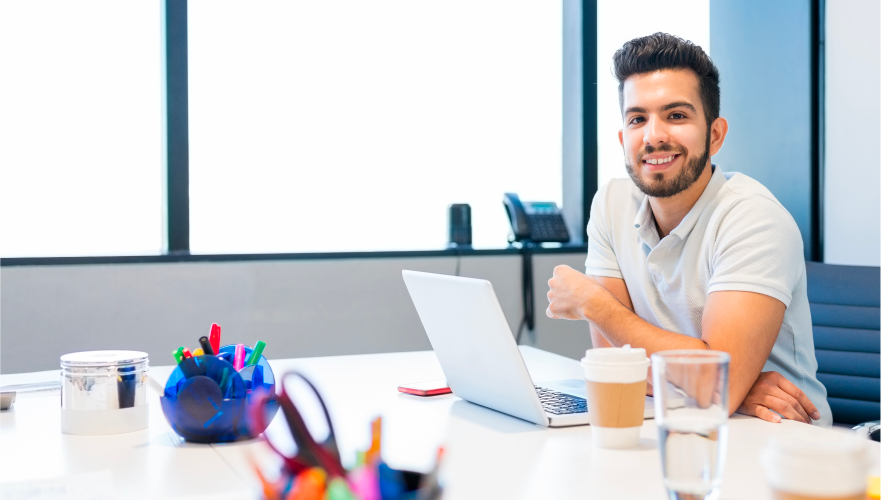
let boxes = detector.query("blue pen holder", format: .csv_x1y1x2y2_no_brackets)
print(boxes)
160,345,279,443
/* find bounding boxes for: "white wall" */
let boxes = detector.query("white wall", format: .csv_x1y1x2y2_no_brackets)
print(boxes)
823,0,881,266
0,253,593,374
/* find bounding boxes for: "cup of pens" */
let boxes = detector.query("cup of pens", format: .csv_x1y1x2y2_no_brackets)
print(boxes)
160,323,280,443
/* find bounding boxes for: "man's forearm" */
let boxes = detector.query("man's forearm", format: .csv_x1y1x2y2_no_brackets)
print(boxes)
548,267,786,416
585,289,708,357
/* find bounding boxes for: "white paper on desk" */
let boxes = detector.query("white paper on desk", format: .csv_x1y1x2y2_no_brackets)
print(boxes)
0,470,112,500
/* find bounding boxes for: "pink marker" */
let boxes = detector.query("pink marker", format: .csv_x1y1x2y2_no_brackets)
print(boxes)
233,344,246,371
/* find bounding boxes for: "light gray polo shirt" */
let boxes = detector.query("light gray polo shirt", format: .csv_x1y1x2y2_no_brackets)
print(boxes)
585,166,832,425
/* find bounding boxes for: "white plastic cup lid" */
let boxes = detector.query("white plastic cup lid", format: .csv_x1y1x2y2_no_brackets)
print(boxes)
760,428,870,496
581,344,649,365
581,345,650,383
763,428,868,466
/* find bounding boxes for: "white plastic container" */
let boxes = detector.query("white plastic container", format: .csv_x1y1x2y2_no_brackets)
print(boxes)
581,345,650,449
60,350,149,435
761,428,870,499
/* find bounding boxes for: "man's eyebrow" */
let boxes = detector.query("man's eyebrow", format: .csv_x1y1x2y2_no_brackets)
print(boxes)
661,101,697,113
623,102,697,115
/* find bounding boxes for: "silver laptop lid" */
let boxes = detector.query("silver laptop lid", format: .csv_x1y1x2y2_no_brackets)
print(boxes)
402,270,548,426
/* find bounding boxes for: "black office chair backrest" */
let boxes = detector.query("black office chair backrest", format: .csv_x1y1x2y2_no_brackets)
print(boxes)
807,262,880,426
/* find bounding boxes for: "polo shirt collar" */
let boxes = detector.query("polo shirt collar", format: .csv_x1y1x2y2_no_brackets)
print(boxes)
632,165,727,242
633,195,653,230
633,195,659,248
670,165,726,240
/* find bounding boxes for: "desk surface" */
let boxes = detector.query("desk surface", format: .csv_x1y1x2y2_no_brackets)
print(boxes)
1,347,878,499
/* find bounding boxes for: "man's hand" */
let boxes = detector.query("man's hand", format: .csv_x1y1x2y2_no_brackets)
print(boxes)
546,265,613,321
547,272,800,419
737,371,821,424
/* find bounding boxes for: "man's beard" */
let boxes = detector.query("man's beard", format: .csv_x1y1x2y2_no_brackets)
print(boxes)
624,133,711,199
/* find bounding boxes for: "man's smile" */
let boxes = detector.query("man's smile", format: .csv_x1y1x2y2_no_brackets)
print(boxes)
640,153,681,171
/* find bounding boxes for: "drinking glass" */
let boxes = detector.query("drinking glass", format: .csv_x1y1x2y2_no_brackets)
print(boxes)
651,350,730,500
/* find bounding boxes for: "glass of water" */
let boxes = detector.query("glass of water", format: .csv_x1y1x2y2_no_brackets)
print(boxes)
651,350,731,500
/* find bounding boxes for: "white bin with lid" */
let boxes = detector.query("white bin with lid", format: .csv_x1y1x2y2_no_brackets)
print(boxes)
60,350,149,435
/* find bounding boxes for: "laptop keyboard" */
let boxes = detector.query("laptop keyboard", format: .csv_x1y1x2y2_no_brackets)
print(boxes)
535,386,588,415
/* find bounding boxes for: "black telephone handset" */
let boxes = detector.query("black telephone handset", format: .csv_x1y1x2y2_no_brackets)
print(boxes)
503,193,570,243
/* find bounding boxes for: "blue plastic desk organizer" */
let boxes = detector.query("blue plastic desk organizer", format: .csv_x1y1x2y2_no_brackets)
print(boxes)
160,344,280,443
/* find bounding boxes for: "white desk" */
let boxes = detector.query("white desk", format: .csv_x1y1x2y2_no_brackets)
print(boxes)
2,347,878,499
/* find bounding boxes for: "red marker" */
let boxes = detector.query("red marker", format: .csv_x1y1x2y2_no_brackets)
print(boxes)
233,344,246,371
209,323,222,354
181,347,193,359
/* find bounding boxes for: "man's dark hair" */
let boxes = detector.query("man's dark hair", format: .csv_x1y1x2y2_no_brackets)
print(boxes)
613,33,720,126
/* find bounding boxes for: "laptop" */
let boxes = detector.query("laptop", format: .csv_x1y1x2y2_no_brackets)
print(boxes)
402,270,654,428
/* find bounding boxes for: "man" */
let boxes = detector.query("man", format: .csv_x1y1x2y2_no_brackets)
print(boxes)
546,33,831,425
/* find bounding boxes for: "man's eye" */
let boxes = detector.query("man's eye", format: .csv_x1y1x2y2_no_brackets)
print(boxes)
630,116,645,125
670,113,685,119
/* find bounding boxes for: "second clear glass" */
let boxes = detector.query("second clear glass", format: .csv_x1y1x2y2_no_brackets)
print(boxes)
651,350,731,500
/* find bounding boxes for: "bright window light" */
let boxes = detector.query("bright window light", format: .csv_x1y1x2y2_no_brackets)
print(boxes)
0,1,163,258
188,1,562,253
596,0,710,189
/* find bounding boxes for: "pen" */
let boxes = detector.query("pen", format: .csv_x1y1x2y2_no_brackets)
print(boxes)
246,340,266,366
199,336,215,356
209,323,222,355
233,344,246,371
367,416,382,463
251,461,275,500
218,367,232,398
173,347,184,364
193,348,204,357
117,365,137,409
417,447,444,500
178,348,197,378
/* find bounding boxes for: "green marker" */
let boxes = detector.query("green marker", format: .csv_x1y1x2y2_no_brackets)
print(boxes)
325,478,357,500
173,347,185,364
246,340,266,366
218,367,231,398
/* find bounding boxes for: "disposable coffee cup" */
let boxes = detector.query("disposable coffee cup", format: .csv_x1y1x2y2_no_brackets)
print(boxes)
761,428,870,500
581,344,650,449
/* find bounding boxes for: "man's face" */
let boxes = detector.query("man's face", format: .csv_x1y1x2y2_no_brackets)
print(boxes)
618,69,711,198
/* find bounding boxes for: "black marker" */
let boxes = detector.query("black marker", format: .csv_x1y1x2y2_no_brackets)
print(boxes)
199,336,215,356
116,365,137,408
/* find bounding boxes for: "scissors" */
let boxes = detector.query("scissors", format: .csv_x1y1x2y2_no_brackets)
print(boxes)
249,371,346,478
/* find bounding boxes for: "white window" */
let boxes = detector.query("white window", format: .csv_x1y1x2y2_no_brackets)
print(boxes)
188,1,563,253
0,1,164,257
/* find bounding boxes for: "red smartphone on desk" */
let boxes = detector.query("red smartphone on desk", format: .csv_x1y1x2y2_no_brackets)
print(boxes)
397,380,452,397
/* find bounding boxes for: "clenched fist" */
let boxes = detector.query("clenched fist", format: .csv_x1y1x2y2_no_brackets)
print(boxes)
546,265,611,322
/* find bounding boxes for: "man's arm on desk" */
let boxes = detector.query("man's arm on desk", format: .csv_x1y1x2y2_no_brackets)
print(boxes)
548,269,820,424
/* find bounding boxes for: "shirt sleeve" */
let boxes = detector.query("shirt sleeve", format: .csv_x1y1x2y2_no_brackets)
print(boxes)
584,185,624,279
707,196,804,307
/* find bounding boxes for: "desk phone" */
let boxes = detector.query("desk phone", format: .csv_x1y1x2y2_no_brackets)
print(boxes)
503,192,570,243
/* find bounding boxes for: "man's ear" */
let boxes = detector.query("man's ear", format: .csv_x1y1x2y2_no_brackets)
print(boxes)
709,117,729,156
618,129,624,147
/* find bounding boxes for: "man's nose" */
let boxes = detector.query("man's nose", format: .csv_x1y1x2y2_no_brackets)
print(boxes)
643,116,670,147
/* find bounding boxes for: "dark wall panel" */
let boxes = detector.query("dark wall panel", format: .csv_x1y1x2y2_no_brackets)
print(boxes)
710,0,814,259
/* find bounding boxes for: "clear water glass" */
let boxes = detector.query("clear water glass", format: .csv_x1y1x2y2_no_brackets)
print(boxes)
651,350,731,500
